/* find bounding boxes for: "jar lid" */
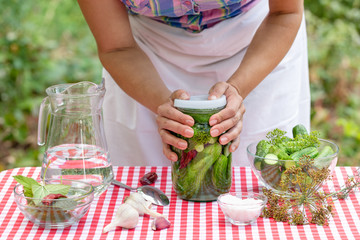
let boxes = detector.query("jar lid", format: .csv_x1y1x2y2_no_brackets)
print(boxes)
174,95,226,109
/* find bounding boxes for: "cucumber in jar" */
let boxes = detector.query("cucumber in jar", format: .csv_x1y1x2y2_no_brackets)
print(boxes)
174,143,222,199
211,154,232,194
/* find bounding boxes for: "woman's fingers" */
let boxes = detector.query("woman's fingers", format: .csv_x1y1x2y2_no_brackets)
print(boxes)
157,102,194,128
210,101,244,133
213,107,244,144
207,82,245,151
229,135,241,153
158,83,245,161
156,116,193,139
162,142,178,162
159,128,187,150
208,82,229,100
219,114,244,144
156,91,194,137
209,83,243,126
156,89,194,161
157,89,194,126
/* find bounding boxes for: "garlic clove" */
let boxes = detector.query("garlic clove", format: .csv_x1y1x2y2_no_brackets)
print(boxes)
103,203,139,233
125,192,163,218
151,217,171,231
103,192,171,234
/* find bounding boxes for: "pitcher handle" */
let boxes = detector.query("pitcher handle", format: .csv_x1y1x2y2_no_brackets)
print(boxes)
37,97,50,146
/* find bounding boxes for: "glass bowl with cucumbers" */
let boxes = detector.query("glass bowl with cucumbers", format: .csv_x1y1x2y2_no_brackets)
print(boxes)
247,124,339,197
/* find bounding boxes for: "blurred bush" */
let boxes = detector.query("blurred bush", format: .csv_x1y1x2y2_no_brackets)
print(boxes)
0,0,359,170
305,0,360,166
0,0,101,170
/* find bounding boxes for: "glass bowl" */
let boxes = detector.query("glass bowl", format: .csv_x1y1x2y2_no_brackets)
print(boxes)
13,178,94,229
217,192,267,226
247,139,339,197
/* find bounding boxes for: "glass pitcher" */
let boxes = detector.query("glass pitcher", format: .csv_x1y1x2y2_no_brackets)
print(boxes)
37,81,114,197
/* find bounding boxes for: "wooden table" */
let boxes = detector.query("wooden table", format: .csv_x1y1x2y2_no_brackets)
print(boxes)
0,166,359,239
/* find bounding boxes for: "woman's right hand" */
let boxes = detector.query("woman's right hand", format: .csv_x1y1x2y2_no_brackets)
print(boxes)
156,90,195,162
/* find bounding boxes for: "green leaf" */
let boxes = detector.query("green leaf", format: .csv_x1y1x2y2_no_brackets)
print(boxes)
32,184,51,205
32,184,70,205
13,175,40,198
13,175,40,189
45,184,71,195
52,199,79,210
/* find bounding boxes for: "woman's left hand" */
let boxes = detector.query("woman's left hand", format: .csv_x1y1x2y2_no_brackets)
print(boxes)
208,82,245,153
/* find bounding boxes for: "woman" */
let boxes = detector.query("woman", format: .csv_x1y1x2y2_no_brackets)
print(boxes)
78,0,310,166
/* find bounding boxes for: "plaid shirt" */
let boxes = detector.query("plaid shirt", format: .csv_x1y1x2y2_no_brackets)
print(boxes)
121,0,259,32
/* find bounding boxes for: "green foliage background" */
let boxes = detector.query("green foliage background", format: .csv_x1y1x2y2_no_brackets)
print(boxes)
0,0,359,170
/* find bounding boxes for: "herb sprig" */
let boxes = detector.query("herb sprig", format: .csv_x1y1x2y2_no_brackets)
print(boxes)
266,128,288,145
262,161,360,225
266,128,320,153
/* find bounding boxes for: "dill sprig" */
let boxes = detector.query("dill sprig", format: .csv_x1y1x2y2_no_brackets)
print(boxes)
266,128,287,145
266,128,320,154
328,169,360,200
261,161,360,225
284,132,320,154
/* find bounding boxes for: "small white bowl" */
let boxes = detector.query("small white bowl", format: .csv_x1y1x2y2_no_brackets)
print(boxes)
217,192,267,226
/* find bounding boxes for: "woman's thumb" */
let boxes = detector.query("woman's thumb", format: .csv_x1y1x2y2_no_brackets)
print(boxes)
208,82,227,100
171,89,190,101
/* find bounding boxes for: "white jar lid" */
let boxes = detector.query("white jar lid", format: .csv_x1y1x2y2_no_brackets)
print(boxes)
174,95,226,109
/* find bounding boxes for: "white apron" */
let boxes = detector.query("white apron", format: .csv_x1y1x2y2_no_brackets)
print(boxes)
102,0,310,166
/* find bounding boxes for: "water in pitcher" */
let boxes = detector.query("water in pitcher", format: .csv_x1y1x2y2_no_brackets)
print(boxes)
41,144,114,197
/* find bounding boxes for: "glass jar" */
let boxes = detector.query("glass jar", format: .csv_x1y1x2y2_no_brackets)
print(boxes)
171,95,232,201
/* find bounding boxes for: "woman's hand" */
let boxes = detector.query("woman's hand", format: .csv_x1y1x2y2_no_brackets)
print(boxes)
156,90,195,162
208,82,245,153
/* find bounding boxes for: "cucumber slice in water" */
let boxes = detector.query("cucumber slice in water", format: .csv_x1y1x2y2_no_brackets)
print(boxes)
264,153,278,165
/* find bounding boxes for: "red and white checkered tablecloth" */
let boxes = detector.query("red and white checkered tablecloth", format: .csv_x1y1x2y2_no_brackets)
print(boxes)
0,166,359,240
